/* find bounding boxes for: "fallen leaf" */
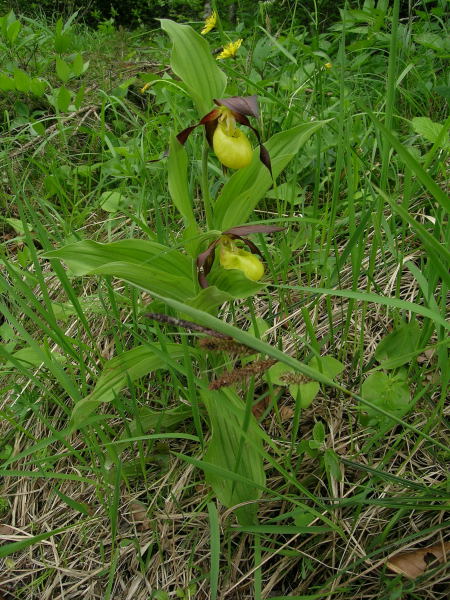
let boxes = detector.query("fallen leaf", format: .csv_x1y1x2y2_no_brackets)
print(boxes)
387,541,450,579
129,500,152,531
280,405,294,422
0,525,15,536
252,395,270,419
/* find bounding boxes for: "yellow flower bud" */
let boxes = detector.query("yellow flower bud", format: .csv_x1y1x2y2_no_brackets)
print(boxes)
201,11,217,35
216,39,243,60
219,243,264,281
213,121,253,170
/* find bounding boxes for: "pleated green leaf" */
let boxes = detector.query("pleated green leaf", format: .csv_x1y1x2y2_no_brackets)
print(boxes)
168,134,197,229
44,239,195,300
202,388,266,525
161,19,227,116
71,344,188,427
45,239,192,276
214,121,328,230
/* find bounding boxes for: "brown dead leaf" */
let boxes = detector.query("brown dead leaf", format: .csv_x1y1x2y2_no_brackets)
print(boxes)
0,524,15,536
129,500,152,531
280,405,294,422
252,396,270,419
387,541,450,579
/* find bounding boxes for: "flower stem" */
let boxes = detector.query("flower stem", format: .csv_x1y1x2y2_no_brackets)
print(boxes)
201,140,213,229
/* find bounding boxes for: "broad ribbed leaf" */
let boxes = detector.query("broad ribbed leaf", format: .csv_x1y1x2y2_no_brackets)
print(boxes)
202,388,266,525
88,262,195,300
45,239,195,301
207,268,266,298
168,135,197,229
45,239,192,279
214,121,328,230
161,19,227,116
71,344,188,427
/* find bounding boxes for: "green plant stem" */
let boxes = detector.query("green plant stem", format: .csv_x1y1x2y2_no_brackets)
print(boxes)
201,140,213,229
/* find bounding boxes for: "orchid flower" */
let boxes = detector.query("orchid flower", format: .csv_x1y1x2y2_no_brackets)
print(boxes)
196,224,284,288
176,95,271,173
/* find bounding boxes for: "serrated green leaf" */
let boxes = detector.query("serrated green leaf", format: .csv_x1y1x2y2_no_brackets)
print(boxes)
360,371,411,430
411,117,448,148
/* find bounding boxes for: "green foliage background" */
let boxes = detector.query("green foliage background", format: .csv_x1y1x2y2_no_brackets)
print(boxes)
2,0,344,29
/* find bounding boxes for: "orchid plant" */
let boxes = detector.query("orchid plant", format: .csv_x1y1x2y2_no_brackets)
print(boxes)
45,14,327,525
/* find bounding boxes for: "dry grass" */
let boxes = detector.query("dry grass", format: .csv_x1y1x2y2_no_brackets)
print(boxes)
1,240,448,599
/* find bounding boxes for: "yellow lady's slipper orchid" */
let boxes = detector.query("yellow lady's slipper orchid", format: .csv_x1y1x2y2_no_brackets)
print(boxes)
175,95,272,175
217,39,243,60
196,224,284,288
219,238,264,281
213,121,253,169
201,11,217,35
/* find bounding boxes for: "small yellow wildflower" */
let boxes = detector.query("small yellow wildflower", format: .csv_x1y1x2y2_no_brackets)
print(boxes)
201,11,217,35
217,39,243,60
324,62,333,70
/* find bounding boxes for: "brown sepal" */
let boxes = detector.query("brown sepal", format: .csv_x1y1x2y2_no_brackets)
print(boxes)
239,237,263,257
259,143,272,175
215,95,259,118
196,238,220,288
204,120,217,149
176,125,197,146
176,109,220,147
